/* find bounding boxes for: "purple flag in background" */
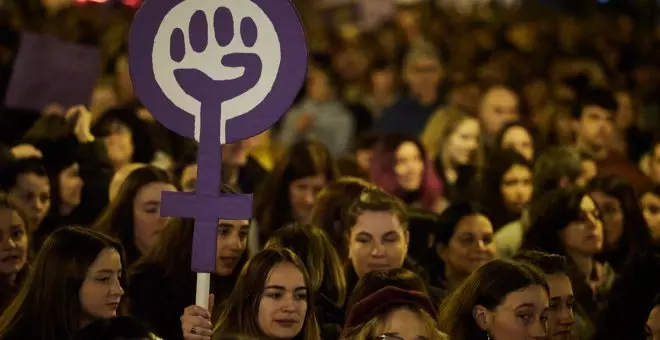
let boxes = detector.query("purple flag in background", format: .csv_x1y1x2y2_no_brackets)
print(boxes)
4,33,101,113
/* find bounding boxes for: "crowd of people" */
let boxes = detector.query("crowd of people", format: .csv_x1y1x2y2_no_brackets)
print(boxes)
0,0,660,339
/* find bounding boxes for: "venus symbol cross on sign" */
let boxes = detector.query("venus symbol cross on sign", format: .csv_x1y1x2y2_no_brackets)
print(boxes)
129,0,307,273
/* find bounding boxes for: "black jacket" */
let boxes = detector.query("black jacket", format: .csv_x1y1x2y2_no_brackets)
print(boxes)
127,263,236,340
315,293,344,340
592,245,660,340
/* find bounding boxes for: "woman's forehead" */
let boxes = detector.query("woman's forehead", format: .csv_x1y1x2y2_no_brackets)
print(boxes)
264,262,305,287
354,211,403,233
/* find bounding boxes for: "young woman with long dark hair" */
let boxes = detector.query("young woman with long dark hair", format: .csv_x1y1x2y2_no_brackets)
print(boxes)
0,227,125,340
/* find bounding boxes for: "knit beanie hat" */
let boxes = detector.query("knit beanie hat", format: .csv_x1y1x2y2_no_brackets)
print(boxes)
341,286,437,338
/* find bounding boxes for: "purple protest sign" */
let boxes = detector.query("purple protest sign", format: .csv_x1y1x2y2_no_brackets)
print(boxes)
128,0,307,283
4,33,101,112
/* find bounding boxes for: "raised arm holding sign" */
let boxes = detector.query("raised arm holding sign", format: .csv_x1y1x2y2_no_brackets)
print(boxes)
128,0,307,316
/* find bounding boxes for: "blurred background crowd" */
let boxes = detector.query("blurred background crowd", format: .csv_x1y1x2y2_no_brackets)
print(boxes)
0,0,660,339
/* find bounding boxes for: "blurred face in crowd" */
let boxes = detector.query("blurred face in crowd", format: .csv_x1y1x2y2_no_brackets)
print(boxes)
404,56,442,100
577,159,598,187
560,195,603,256
507,23,536,52
479,87,519,137
79,248,124,323
445,118,480,166
589,191,624,248
577,105,614,152
501,126,534,162
371,67,395,96
258,261,308,339
649,144,660,184
215,219,249,276
349,210,409,278
334,47,369,82
378,29,400,59
132,182,177,255
545,273,575,340
501,165,533,213
59,163,83,211
375,307,433,340
396,8,422,41
394,142,424,192
0,208,28,279
524,78,549,110
647,305,660,340
9,173,50,227
307,69,334,102
396,8,420,32
289,175,326,224
615,91,634,130
104,121,134,170
438,214,496,279
179,163,197,192
356,148,373,173
640,192,660,241
474,284,549,340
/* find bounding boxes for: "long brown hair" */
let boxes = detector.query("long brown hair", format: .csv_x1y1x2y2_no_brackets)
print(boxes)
437,259,548,340
93,166,173,266
0,227,126,340
310,177,378,260
0,194,33,312
254,140,338,243
266,224,347,306
213,248,321,340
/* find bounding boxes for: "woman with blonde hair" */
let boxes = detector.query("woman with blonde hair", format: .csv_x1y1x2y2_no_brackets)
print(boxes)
421,108,482,203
